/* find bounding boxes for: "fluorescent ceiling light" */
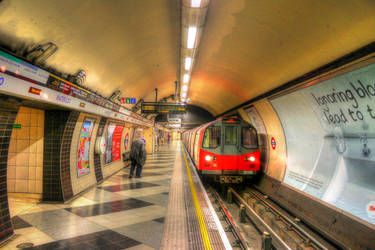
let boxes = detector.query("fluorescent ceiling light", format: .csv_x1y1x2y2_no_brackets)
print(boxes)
182,93,187,98
182,85,188,91
191,0,201,7
183,74,189,83
185,57,192,70
187,27,197,49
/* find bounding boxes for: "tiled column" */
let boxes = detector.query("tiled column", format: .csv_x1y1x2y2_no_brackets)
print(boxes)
60,111,80,201
43,110,79,202
94,117,107,183
0,95,21,243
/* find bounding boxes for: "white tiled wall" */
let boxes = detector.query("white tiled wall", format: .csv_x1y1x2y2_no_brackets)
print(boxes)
8,107,44,194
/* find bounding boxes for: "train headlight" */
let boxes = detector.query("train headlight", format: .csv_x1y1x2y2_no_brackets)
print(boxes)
245,156,256,162
205,155,212,161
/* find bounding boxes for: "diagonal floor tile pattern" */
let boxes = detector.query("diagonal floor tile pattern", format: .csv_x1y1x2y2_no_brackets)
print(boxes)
4,143,178,250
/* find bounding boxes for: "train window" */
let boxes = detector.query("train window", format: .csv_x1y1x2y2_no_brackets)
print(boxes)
225,126,237,145
202,126,221,148
242,127,258,148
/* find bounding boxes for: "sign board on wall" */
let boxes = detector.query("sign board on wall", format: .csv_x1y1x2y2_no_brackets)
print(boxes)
77,118,96,177
0,50,49,84
270,61,375,225
105,123,124,164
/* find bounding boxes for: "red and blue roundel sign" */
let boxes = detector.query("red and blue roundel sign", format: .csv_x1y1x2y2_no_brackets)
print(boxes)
271,137,276,150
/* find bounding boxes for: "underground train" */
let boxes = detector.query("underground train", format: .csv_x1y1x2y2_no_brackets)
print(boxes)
182,117,261,183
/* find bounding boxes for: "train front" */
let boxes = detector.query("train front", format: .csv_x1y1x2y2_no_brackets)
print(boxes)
199,118,261,183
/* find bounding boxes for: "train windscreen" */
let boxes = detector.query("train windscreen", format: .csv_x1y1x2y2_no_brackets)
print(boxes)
225,126,237,145
202,126,221,148
241,127,258,149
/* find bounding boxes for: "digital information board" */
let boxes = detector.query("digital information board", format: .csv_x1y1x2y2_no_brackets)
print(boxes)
141,102,186,114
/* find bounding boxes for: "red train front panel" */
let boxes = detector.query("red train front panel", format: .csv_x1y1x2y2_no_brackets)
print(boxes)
183,118,261,183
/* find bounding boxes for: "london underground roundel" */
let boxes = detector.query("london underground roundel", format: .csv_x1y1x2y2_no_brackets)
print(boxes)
271,137,276,150
367,201,375,218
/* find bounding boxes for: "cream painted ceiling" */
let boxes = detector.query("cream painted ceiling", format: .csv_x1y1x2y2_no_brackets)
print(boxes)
1,0,375,116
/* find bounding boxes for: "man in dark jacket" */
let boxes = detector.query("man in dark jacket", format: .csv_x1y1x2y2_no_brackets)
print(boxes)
129,139,147,178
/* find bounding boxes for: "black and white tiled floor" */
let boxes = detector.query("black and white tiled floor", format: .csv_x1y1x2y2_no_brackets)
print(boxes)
4,144,178,250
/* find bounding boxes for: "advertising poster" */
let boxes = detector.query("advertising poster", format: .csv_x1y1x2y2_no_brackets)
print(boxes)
105,123,124,164
77,118,96,177
270,62,375,225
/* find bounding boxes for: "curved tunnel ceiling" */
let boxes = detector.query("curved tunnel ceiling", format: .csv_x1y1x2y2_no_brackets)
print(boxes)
1,0,375,116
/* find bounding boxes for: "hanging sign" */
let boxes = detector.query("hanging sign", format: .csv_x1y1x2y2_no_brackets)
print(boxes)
121,97,136,104
271,137,276,150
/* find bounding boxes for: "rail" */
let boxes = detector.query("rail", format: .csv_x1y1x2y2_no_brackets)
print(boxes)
247,189,328,250
228,187,292,250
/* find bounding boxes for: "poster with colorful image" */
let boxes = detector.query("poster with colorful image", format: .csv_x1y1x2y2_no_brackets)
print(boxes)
105,123,124,164
77,118,96,177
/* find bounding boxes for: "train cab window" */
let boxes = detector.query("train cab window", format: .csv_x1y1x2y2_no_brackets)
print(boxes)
203,126,221,148
225,126,237,145
242,127,258,148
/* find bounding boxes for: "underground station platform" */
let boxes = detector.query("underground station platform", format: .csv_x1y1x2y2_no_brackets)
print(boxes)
3,142,231,250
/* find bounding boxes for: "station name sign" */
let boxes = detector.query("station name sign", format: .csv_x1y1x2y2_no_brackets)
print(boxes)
141,102,186,114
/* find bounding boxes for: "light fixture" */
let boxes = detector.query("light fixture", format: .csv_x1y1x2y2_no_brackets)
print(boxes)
191,0,201,7
183,74,189,83
179,0,210,102
182,93,187,98
187,27,197,49
185,57,192,70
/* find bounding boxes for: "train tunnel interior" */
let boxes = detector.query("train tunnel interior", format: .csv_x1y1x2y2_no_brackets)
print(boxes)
0,0,375,249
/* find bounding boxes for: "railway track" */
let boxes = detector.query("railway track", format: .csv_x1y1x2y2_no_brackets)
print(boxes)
206,184,340,250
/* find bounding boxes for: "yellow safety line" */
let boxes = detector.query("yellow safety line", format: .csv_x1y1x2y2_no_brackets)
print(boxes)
182,145,212,250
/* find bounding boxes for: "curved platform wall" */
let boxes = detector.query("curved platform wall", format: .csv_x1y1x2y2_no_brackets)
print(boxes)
238,58,375,249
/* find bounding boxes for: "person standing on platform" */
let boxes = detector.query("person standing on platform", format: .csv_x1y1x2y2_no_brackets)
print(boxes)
128,139,147,178
167,133,171,144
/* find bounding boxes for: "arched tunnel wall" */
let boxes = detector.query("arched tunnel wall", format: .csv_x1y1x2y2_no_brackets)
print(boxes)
237,57,375,249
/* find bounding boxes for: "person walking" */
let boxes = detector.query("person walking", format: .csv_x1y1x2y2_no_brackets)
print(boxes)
128,139,147,178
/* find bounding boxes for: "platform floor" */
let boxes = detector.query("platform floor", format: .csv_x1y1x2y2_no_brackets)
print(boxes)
3,141,230,250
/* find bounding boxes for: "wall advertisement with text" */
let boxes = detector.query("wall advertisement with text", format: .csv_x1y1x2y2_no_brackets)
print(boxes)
270,62,375,225
77,118,96,177
105,123,124,164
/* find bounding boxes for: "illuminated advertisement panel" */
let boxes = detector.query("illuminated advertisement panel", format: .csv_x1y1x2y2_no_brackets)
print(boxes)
105,123,124,164
270,61,375,225
77,118,96,177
